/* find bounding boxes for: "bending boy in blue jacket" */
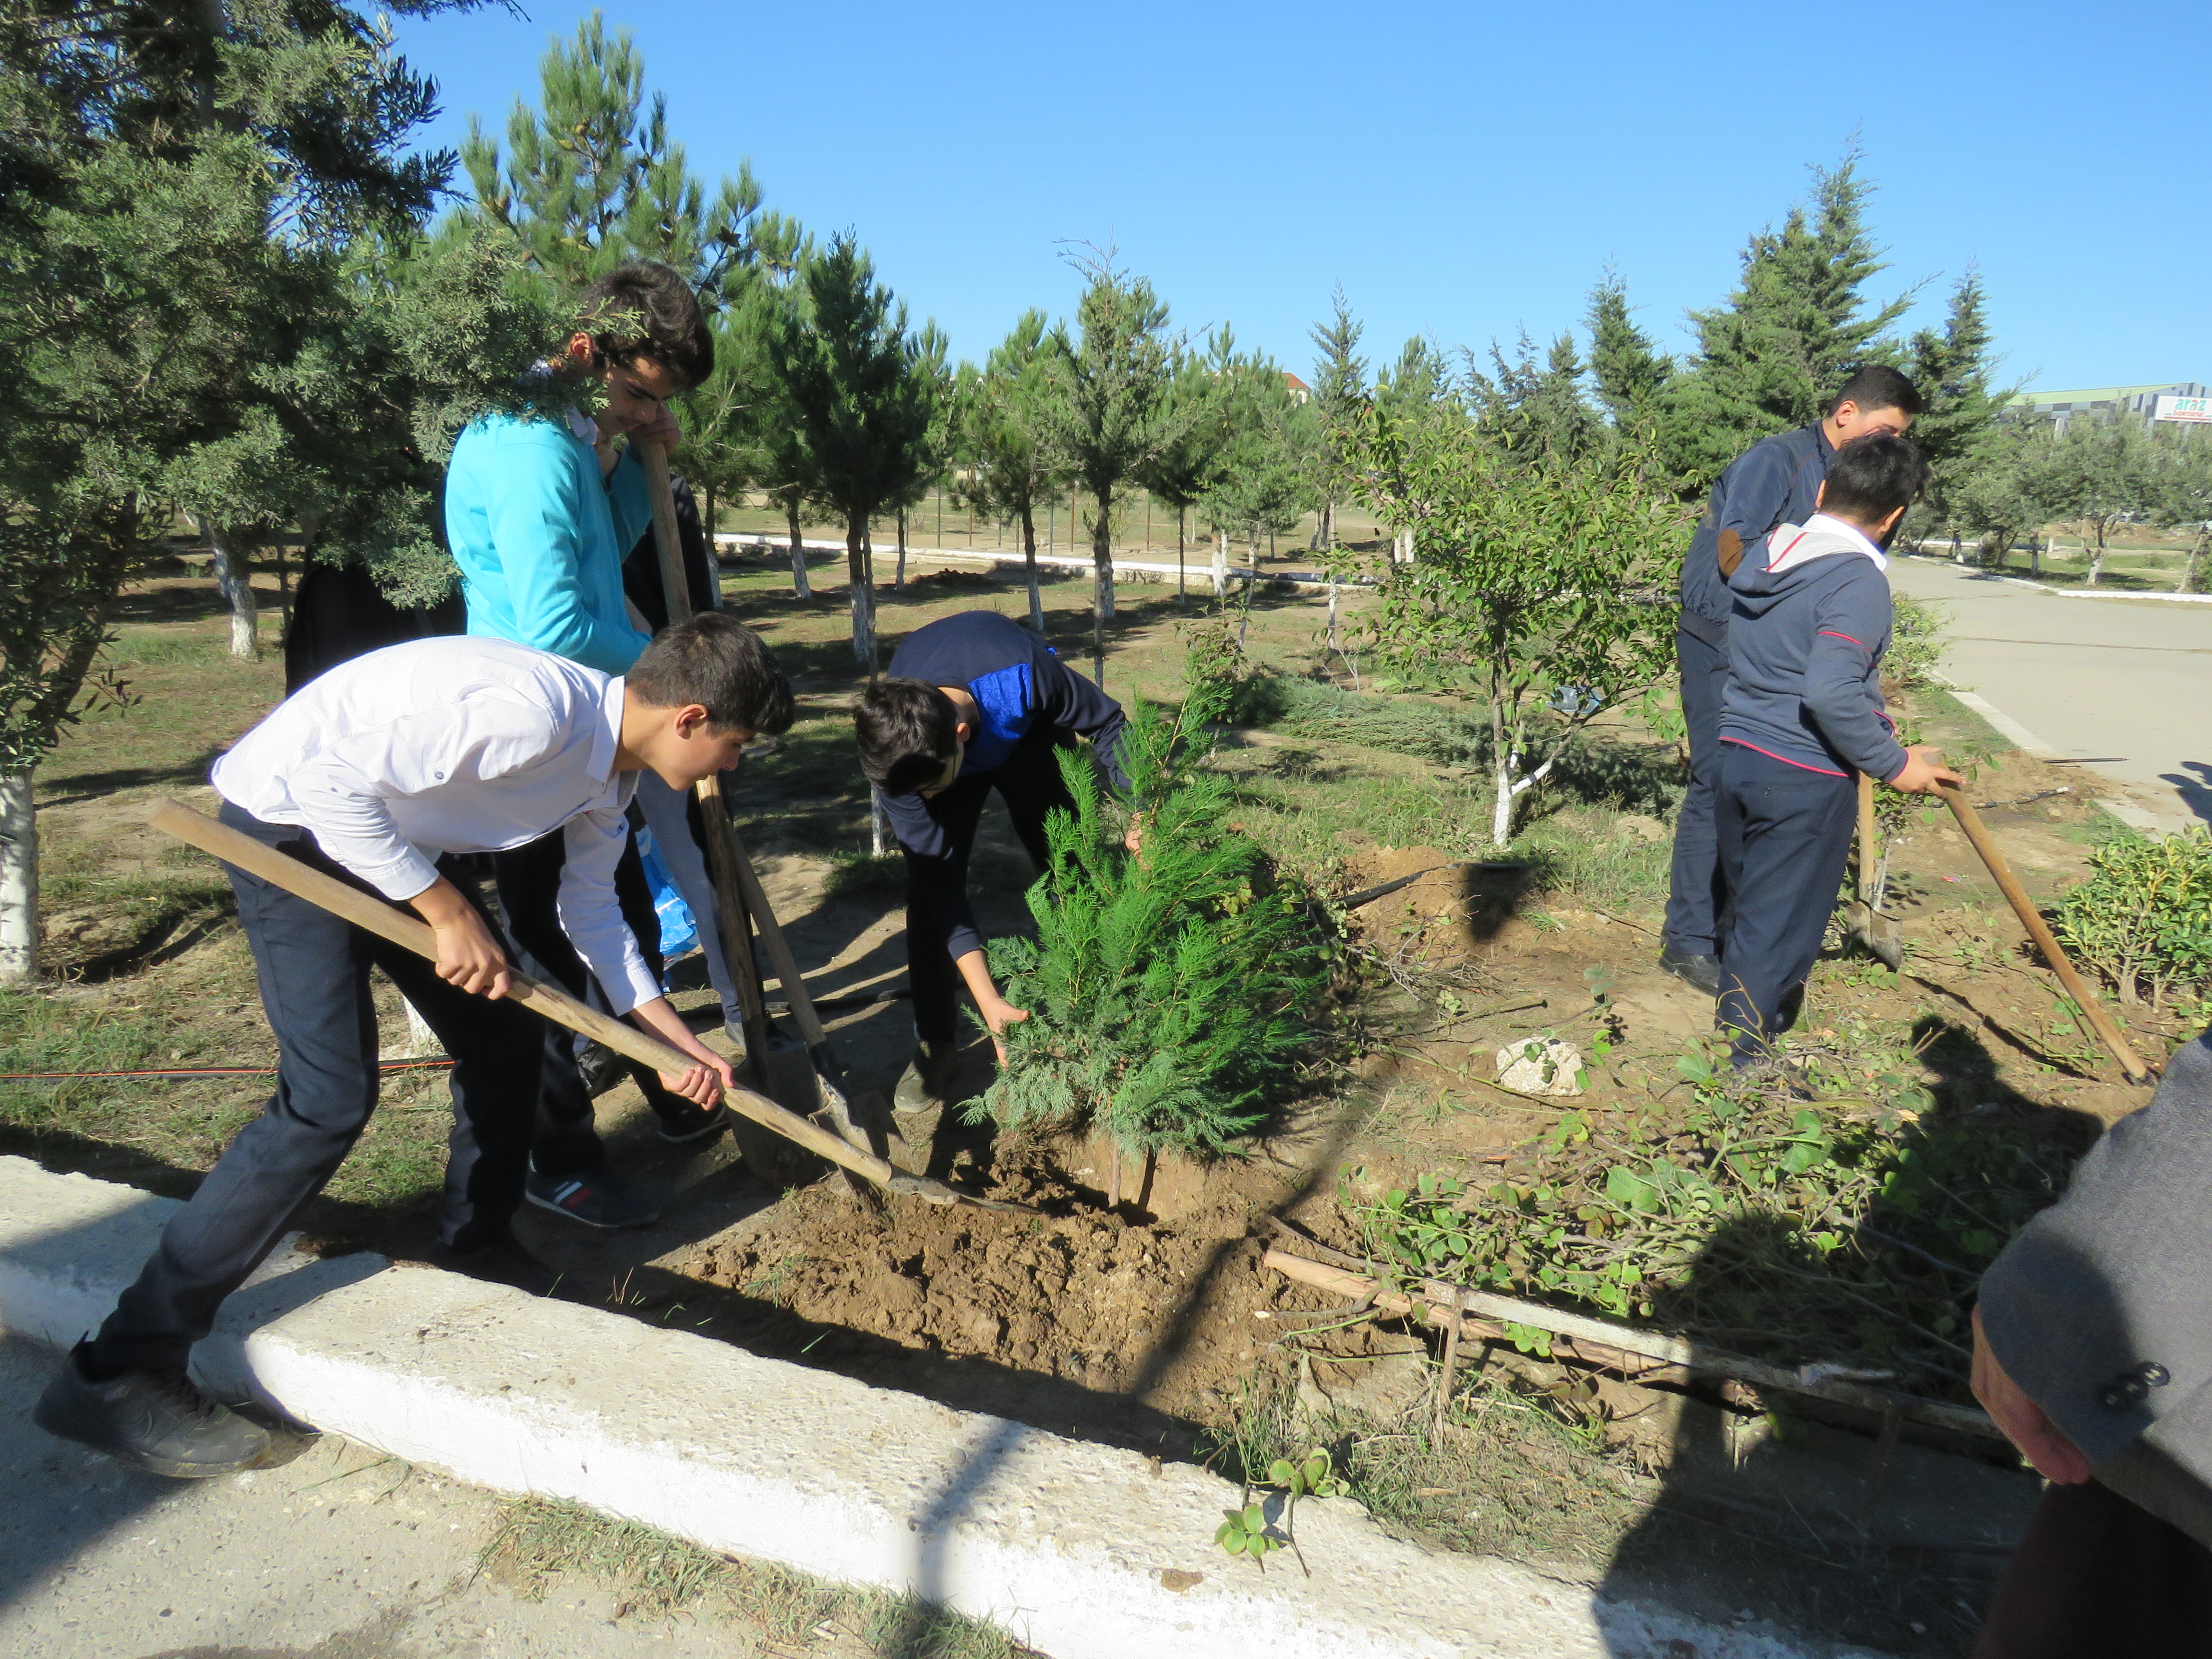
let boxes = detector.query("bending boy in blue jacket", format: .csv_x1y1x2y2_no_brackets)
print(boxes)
855,611,1132,1115
1717,434,1958,1070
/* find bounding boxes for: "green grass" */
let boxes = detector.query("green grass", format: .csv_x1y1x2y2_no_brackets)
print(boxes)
481,1496,1033,1657
1210,1357,1639,1571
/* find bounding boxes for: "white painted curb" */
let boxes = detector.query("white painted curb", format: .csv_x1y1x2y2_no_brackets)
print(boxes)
0,1158,1869,1659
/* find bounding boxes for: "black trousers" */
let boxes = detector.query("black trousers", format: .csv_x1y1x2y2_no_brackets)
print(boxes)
492,815,693,1177
1715,744,1857,1065
1663,620,1731,956
86,803,543,1377
1974,1479,2212,1659
902,726,1078,1049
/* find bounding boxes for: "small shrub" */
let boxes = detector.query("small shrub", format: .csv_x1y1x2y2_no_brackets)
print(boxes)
1344,1044,2092,1399
2053,828,2212,1007
1884,593,1950,692
1178,615,1286,726
974,692,1330,1159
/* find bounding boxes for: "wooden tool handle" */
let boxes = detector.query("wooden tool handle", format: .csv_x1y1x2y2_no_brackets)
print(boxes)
1937,783,2153,1084
147,799,911,1184
635,435,693,627
1856,772,1877,905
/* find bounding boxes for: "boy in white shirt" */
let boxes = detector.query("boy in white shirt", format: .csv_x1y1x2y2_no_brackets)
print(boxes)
34,614,788,1479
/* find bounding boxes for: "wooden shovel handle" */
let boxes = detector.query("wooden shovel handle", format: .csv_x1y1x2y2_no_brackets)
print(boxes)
146,799,912,1186
1936,783,2154,1084
631,436,851,1119
1857,771,1877,905
635,435,694,628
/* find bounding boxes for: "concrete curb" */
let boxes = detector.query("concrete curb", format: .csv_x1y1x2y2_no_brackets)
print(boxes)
1897,556,2212,605
0,1157,1869,1659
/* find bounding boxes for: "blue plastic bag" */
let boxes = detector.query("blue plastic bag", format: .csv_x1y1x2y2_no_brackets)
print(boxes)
633,822,700,962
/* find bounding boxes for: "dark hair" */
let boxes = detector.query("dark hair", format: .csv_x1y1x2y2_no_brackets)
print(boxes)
855,678,961,795
579,260,713,390
1821,432,1929,525
627,613,793,734
1827,364,1924,420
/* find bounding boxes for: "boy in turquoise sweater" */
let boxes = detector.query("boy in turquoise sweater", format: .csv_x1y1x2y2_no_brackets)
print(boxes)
444,261,766,1231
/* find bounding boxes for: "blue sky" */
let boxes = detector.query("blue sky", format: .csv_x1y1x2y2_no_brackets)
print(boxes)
393,1,2208,393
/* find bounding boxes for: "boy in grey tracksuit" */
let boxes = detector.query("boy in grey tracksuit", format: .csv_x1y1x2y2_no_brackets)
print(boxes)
1715,434,1956,1067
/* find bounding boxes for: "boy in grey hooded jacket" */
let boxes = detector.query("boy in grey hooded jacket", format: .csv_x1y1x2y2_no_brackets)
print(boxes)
1715,434,1958,1067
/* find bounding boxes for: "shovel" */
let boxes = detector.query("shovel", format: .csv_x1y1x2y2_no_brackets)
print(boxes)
1936,782,2155,1086
150,800,1034,1212
633,438,883,1179
1845,772,1903,970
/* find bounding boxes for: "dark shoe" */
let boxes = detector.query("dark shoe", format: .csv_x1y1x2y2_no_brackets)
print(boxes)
34,1344,270,1479
658,1101,731,1144
1658,945,1723,998
525,1165,661,1229
892,1042,960,1117
431,1235,560,1298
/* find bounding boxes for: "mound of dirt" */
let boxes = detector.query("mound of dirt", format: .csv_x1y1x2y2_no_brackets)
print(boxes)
1338,843,1531,971
685,1150,1289,1420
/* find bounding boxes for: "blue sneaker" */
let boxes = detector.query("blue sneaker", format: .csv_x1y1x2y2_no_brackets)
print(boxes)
524,1166,661,1229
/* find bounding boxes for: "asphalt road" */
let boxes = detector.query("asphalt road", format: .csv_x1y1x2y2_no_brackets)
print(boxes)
1887,554,2212,830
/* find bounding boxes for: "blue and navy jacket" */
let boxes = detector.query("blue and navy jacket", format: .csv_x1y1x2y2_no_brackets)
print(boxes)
881,611,1128,962
1680,422,1833,637
1719,517,1908,782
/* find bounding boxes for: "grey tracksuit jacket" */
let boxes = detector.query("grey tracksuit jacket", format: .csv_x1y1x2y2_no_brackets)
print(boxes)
1982,1032,2212,1547
1719,516,1910,783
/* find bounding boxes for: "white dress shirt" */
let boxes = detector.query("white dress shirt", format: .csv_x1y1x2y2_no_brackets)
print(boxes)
211,636,662,1014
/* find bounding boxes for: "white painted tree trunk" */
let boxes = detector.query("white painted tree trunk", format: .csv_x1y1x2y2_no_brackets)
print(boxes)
210,525,258,660
1491,754,1557,847
1022,503,1044,632
1211,529,1228,599
2086,529,2105,587
0,771,37,985
848,519,876,668
787,501,812,599
870,793,887,858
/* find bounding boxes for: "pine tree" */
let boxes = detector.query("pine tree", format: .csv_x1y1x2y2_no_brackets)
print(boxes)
1037,249,1188,684
975,687,1328,1161
1664,154,1913,490
761,234,941,666
1584,267,1673,427
706,213,819,595
1134,346,1233,607
1367,336,1461,566
1305,286,1367,550
954,312,1065,629
461,13,757,295
0,0,520,983
1469,332,1605,462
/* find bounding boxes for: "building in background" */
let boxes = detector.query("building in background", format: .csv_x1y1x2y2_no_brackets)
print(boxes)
2011,381,2210,429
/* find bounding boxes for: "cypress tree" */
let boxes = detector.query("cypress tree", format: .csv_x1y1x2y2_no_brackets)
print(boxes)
1584,267,1673,428
974,688,1328,1161
1664,155,1912,489
1906,269,2017,540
